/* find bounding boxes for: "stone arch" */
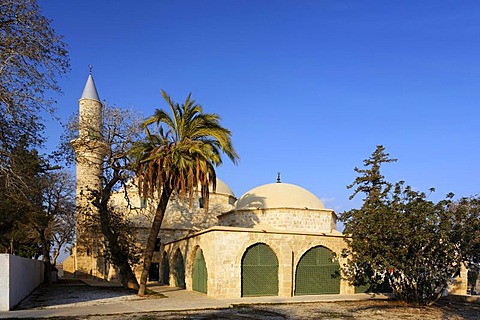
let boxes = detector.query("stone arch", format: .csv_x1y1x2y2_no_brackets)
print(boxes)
234,236,287,267
173,249,186,289
241,242,279,297
301,240,342,257
294,240,343,269
295,246,340,295
192,246,208,294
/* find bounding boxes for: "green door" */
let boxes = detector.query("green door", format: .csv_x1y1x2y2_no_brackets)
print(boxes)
192,248,207,293
174,250,186,289
295,246,340,295
242,243,278,297
162,253,170,285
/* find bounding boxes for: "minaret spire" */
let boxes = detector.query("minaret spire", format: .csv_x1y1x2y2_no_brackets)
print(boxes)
80,65,100,101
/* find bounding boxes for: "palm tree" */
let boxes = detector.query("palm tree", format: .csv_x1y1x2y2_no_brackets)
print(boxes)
130,90,238,295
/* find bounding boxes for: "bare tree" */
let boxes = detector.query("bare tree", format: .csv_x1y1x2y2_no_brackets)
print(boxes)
63,104,144,289
51,207,76,266
0,0,69,184
36,171,75,278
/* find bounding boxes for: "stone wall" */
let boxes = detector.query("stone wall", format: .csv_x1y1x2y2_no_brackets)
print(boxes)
110,184,235,234
72,166,237,279
163,227,353,299
218,208,337,233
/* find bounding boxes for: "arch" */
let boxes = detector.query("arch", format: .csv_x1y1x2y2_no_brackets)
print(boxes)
241,243,278,297
162,251,170,285
192,247,207,293
173,249,186,289
295,246,340,295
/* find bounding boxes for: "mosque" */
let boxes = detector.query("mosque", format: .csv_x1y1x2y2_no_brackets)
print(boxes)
63,73,467,298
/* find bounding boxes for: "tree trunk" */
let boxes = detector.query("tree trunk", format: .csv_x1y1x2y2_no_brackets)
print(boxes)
97,193,140,290
138,185,172,296
40,233,52,284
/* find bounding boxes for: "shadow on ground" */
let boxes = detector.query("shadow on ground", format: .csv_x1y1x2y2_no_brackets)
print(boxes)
11,280,480,320
15,279,136,310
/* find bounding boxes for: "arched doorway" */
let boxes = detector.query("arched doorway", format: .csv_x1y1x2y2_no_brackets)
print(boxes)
162,252,170,285
173,249,185,289
241,243,278,297
295,246,340,295
192,248,207,293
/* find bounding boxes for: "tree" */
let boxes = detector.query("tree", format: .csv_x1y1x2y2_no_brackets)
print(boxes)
0,0,69,183
0,137,76,283
341,145,480,305
130,90,239,295
0,0,72,284
341,145,397,293
50,199,76,267
0,138,44,256
30,170,75,283
63,105,144,289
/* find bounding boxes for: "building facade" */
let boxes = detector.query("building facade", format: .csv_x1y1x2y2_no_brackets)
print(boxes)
64,73,467,298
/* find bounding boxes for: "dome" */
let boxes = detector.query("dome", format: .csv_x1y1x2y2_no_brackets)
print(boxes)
235,183,325,210
122,177,234,197
209,178,235,197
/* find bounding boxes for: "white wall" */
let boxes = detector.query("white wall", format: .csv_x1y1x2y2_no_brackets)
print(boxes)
0,254,44,311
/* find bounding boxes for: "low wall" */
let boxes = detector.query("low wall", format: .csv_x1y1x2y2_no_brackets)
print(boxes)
0,254,44,311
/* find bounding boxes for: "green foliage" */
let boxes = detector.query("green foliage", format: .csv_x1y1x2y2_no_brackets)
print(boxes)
0,0,71,265
131,90,239,210
0,137,75,266
341,145,480,305
0,138,45,256
346,145,397,204
130,90,239,295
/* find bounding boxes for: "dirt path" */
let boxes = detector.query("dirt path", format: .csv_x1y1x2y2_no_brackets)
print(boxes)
14,280,480,319
72,300,480,320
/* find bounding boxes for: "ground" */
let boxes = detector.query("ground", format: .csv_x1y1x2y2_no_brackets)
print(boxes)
70,300,480,320
12,280,480,320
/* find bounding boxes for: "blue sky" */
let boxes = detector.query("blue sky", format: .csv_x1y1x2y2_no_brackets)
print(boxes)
38,0,479,213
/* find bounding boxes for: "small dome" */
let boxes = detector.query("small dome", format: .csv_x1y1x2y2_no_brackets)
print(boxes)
235,183,324,210
122,177,234,197
209,178,235,197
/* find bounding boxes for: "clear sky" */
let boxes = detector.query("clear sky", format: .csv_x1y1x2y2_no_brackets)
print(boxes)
38,0,479,214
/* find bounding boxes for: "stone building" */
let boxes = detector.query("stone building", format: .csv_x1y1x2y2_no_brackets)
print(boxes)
161,182,352,298
65,71,109,279
64,73,467,298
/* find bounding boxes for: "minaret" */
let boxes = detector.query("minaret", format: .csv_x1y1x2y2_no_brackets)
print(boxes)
71,67,108,278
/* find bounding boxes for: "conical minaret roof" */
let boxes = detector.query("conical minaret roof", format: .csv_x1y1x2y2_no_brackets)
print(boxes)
80,69,100,101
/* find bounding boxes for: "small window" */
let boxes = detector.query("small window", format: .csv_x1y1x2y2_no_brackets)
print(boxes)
199,197,204,209
140,197,148,209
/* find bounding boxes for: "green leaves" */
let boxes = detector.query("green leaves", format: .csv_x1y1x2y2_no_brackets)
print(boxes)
131,91,239,295
131,90,239,211
341,145,480,305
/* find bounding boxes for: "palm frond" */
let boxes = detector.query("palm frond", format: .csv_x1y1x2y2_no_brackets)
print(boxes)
130,90,239,211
